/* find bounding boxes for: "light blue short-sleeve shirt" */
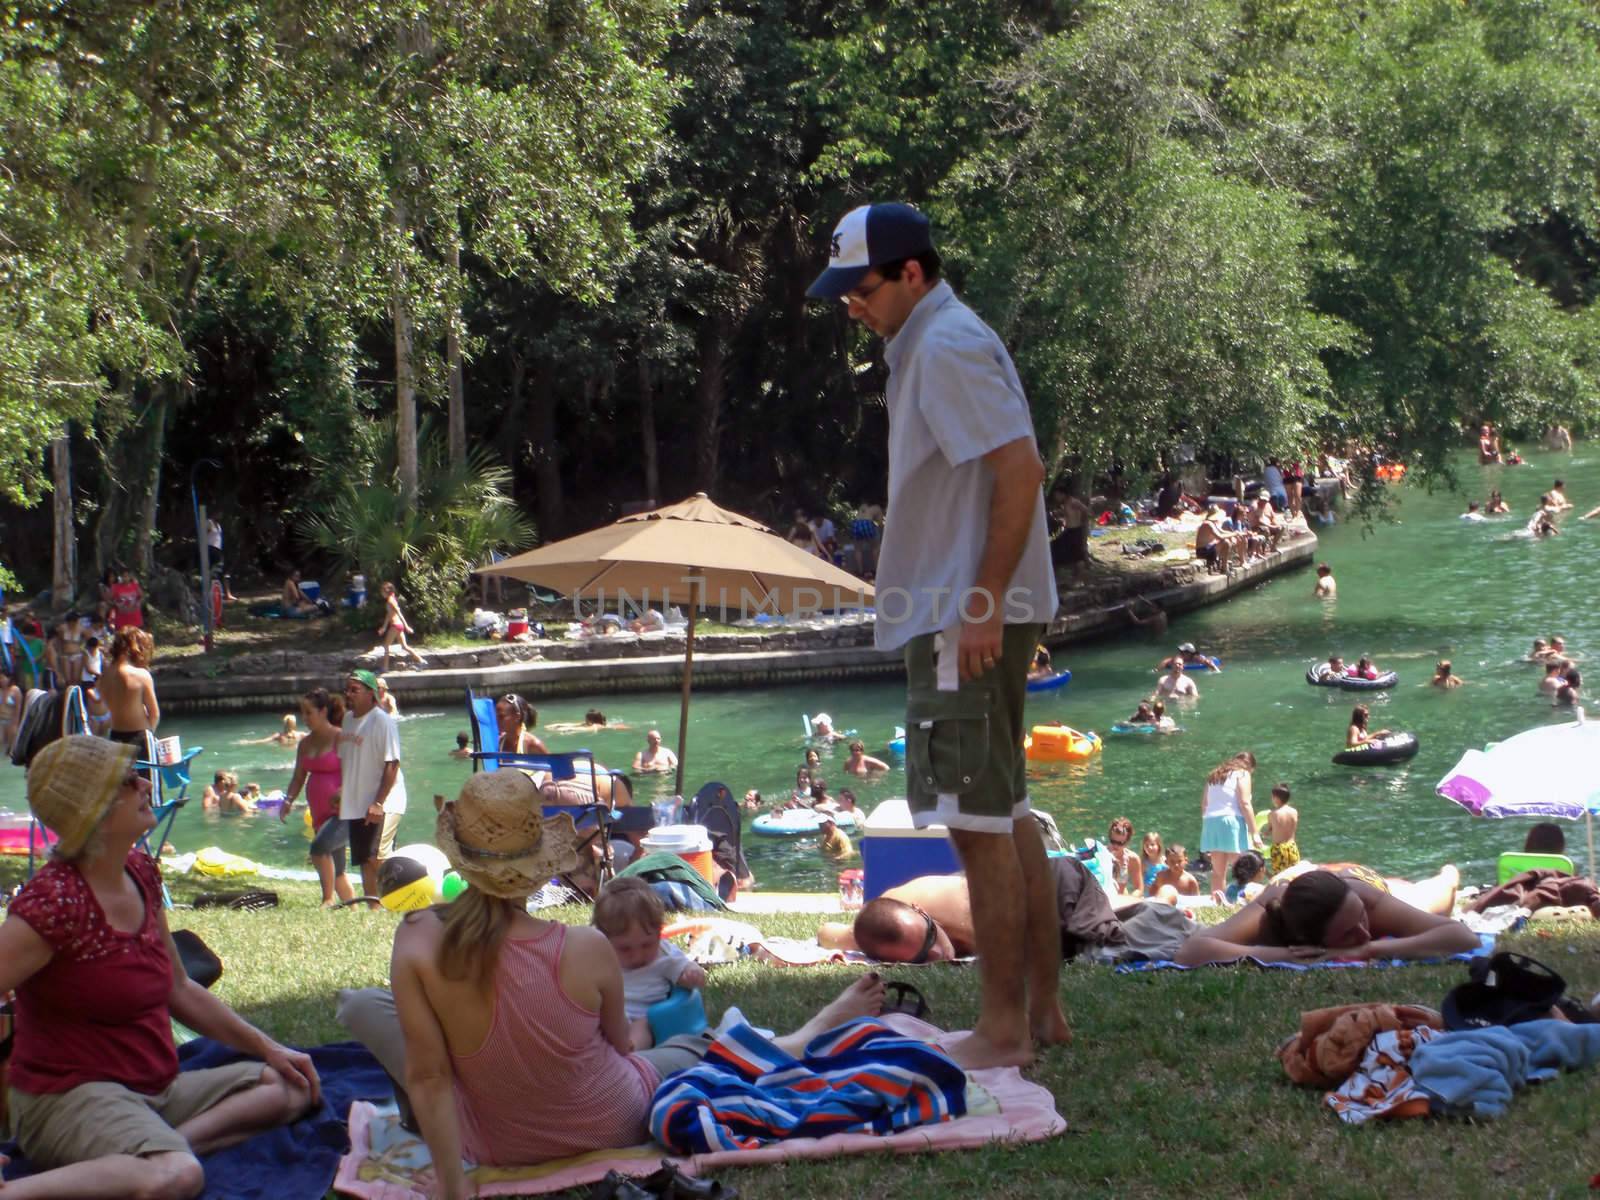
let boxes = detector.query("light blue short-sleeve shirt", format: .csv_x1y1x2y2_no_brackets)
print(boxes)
875,282,1058,651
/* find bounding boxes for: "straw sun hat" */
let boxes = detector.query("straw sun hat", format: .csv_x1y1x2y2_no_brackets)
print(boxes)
434,771,580,899
28,734,139,859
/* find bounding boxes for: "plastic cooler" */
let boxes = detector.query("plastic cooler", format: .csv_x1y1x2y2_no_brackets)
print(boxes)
641,824,714,884
860,797,959,899
299,580,321,601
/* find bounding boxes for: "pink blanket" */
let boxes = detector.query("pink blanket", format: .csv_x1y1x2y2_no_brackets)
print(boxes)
333,1015,1066,1198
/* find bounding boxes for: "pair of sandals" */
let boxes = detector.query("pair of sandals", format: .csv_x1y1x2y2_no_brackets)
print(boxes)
589,1162,736,1200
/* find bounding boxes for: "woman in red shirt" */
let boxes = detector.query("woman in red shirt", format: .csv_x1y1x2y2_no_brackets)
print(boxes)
108,568,145,631
0,736,318,1196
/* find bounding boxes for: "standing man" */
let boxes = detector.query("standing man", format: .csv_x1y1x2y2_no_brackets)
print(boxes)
341,669,407,897
807,203,1068,1068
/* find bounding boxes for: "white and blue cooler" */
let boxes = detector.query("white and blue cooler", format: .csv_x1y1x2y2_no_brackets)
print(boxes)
860,797,960,899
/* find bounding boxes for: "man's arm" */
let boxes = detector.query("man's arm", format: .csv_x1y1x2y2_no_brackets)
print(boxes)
959,436,1047,683
371,760,400,815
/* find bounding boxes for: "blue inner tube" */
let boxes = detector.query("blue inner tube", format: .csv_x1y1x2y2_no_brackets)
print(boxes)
1025,669,1072,693
750,810,864,838
1110,722,1161,735
1331,732,1420,766
1185,657,1221,672
888,737,906,754
1306,665,1399,690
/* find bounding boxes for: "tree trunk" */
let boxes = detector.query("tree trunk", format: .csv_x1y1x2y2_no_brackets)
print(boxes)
637,354,659,505
391,195,419,507
446,231,466,471
692,318,727,493
50,434,75,606
527,363,564,539
131,391,170,579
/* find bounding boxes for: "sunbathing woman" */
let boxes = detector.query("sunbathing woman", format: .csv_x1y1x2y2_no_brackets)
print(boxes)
1176,865,1476,965
1346,704,1393,747
340,772,887,1200
0,736,317,1197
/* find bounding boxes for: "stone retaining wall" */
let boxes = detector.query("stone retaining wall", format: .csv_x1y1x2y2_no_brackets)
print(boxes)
156,531,1316,713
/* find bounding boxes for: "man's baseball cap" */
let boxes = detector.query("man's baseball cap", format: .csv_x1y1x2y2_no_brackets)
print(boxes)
806,203,933,299
349,669,381,695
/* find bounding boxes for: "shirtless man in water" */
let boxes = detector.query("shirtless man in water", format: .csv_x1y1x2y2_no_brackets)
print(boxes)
631,728,677,774
99,627,160,753
1155,661,1199,699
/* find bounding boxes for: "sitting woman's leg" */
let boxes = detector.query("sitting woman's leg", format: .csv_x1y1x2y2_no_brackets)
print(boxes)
173,1066,313,1156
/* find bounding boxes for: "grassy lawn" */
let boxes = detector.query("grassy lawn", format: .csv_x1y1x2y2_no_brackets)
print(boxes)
5,861,1593,1199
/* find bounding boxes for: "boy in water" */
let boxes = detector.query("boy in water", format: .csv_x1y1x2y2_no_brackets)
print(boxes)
1312,562,1336,598
1266,783,1300,875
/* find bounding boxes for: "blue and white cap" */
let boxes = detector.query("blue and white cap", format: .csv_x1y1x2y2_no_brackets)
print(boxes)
806,203,933,299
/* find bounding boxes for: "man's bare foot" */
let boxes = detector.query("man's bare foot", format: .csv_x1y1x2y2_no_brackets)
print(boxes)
941,1028,1034,1071
1031,1006,1073,1048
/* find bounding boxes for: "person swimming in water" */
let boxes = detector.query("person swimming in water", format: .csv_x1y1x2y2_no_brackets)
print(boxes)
1127,701,1157,725
1312,562,1336,598
1430,660,1463,689
1486,490,1510,514
1347,655,1381,681
1346,704,1393,747
1155,661,1199,699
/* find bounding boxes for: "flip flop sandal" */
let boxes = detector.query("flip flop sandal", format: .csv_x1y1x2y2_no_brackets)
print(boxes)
227,890,279,911
881,981,930,1021
334,896,385,910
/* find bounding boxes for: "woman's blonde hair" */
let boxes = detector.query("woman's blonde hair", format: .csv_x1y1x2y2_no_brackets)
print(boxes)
436,888,520,986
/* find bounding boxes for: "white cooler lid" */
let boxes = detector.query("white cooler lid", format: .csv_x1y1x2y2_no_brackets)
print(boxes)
641,823,711,852
863,797,949,837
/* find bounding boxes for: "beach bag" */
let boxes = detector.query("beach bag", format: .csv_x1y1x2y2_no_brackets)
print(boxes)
171,929,224,989
1441,952,1576,1031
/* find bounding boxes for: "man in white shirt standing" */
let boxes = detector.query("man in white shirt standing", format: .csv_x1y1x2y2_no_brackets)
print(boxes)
808,202,1068,1069
341,669,407,897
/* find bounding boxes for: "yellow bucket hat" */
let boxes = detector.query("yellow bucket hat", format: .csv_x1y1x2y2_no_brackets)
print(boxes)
27,735,138,859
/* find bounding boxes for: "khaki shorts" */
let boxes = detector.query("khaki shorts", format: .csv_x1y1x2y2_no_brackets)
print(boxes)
9,1062,263,1169
903,622,1042,834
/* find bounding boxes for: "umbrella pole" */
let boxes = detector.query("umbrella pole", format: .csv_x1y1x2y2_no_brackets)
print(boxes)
674,597,696,798
1588,810,1595,884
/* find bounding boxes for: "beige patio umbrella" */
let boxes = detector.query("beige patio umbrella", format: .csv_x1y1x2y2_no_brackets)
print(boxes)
480,493,874,795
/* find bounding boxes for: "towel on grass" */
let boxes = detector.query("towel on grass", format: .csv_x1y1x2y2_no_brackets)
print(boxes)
1326,1027,1440,1124
1114,930,1496,973
1409,1020,1600,1119
650,1017,968,1154
2,1039,389,1200
332,1013,1066,1200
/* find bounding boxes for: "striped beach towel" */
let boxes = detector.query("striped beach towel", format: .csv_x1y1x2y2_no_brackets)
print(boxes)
649,1018,968,1155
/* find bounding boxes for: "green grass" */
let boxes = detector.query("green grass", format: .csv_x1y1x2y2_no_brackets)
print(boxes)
4,865,1597,1198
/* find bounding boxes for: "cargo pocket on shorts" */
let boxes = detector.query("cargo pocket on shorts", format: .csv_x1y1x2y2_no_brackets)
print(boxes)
905,689,992,795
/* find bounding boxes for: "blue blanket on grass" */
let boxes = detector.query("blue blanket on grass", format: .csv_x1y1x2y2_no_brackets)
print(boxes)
1113,931,1497,973
2,1039,389,1200
1410,1020,1600,1119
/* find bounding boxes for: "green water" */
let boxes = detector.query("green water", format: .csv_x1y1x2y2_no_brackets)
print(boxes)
4,447,1594,892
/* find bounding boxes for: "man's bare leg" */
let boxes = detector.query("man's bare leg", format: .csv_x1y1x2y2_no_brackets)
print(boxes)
1014,814,1071,1047
0,1151,204,1200
944,827,1032,1069
176,1067,311,1155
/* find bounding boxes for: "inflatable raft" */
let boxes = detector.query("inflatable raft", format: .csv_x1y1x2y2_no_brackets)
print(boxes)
1024,725,1102,763
1025,669,1072,693
1331,732,1420,766
1109,722,1176,736
750,808,864,838
1306,665,1399,691
0,811,55,856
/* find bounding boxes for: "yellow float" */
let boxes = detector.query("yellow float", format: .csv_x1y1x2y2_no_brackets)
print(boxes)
1025,724,1102,763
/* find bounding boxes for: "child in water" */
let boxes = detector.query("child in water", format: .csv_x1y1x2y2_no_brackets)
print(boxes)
1266,783,1299,874
591,877,707,1051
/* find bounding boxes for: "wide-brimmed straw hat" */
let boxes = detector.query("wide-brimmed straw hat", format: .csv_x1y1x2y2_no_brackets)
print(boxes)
434,771,580,899
28,734,138,859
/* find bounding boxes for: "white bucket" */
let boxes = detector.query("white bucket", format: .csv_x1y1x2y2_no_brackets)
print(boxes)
155,736,183,766
641,824,711,855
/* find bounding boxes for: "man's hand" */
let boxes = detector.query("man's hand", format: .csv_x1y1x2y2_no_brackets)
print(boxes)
365,801,384,825
957,610,1005,683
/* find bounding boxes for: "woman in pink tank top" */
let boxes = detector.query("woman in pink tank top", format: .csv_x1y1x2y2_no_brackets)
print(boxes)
389,772,884,1199
280,689,353,905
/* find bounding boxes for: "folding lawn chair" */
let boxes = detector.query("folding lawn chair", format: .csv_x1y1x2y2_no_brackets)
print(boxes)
1496,851,1575,885
686,781,749,900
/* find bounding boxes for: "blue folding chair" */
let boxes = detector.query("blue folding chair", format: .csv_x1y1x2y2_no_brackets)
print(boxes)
24,687,90,879
121,731,203,909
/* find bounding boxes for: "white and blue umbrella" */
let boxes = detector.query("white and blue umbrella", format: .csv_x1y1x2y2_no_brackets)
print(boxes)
1435,720,1599,880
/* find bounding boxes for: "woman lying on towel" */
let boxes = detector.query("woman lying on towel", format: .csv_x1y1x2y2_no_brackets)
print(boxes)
1175,865,1478,966
0,736,318,1199
352,770,886,1200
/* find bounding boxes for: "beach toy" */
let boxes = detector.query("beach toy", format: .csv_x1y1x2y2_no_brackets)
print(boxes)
1331,732,1421,766
1305,664,1399,691
1024,725,1102,763
440,870,466,902
647,986,709,1043
888,727,906,754
1109,722,1161,735
1025,669,1072,693
378,842,451,912
154,735,183,766
750,809,864,838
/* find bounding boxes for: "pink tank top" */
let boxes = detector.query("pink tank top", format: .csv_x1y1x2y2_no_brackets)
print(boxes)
450,923,660,1165
302,746,342,828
